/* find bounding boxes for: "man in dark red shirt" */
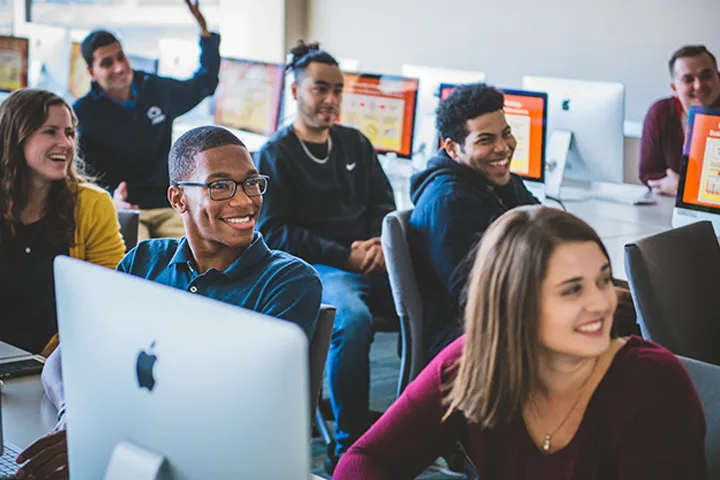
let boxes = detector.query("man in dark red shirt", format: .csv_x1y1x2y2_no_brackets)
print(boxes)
640,45,720,195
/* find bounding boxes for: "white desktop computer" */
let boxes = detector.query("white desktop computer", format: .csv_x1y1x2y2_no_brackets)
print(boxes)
401,64,487,171
13,23,70,96
673,106,720,234
522,76,653,205
522,76,625,184
54,257,310,480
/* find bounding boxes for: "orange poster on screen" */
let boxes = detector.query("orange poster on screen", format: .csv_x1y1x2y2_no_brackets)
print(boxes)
214,59,285,137
503,93,545,180
339,73,418,158
682,112,720,208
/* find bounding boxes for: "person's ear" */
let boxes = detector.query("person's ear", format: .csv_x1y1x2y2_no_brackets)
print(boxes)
444,138,461,159
168,185,188,214
292,81,299,101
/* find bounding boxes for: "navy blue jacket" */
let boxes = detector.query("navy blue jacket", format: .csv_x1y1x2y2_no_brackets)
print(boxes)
255,124,396,269
408,150,539,358
74,33,221,209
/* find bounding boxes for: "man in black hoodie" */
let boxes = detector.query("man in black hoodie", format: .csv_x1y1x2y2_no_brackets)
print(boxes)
409,83,539,359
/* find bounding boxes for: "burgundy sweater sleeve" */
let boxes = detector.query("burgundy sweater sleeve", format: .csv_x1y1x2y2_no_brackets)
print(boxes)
615,352,707,479
639,99,672,184
334,338,466,479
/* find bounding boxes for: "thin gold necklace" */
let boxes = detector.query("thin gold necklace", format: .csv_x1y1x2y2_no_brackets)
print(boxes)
533,358,598,452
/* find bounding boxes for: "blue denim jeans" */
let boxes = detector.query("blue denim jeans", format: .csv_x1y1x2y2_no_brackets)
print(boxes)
313,264,396,456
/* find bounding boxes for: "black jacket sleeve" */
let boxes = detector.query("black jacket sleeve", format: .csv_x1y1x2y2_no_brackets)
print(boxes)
255,143,352,269
165,32,221,119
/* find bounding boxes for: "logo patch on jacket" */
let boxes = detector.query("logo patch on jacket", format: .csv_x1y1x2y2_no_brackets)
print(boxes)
147,106,166,125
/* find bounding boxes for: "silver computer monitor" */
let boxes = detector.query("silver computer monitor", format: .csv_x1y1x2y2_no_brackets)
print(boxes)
522,76,625,184
673,106,720,234
54,256,310,480
13,23,70,95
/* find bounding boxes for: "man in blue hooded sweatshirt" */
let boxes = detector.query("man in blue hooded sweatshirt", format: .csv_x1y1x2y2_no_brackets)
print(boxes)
408,83,539,359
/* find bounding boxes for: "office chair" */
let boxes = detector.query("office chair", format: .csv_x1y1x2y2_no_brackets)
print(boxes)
381,209,426,395
624,221,720,365
117,210,140,252
310,305,336,423
678,356,720,479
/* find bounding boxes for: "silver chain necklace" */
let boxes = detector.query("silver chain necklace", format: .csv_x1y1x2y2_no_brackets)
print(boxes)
534,358,598,452
297,135,332,165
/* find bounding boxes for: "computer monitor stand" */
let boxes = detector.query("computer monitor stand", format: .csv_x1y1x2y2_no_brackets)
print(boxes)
544,129,591,201
105,440,171,480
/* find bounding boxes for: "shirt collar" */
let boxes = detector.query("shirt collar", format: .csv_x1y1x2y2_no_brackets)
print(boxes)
169,232,271,280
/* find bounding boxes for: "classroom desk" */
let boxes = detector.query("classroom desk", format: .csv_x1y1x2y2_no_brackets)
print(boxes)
1,370,56,449
544,191,676,283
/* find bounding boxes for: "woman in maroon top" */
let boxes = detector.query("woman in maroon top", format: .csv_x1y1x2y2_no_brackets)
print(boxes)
335,206,707,479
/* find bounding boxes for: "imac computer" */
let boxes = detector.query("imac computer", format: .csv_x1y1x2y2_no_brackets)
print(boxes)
339,71,419,159
54,256,310,480
437,84,548,201
401,64,486,170
13,23,69,95
213,57,285,138
673,106,720,234
521,76,634,198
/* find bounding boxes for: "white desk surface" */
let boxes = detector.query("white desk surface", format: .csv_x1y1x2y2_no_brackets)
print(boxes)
544,188,676,282
1,371,56,449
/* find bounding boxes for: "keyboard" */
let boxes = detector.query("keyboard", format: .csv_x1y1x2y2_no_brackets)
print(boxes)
0,442,20,477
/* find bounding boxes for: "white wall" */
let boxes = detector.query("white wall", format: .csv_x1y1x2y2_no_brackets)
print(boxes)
308,0,720,122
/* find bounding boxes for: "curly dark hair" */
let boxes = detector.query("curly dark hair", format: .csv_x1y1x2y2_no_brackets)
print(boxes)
286,40,339,82
435,83,505,146
0,89,89,251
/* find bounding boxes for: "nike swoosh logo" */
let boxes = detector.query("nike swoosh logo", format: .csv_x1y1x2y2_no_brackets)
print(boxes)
346,163,357,171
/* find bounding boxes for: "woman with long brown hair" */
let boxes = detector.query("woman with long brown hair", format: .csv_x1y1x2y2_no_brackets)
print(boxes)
0,89,125,355
335,206,706,479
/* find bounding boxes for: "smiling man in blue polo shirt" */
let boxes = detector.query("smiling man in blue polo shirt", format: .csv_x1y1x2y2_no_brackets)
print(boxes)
117,125,322,338
12,126,321,480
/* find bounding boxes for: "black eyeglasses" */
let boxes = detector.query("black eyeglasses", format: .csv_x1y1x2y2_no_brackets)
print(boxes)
175,175,270,201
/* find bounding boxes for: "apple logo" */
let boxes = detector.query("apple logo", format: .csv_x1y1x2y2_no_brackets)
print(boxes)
136,341,158,392
562,99,571,111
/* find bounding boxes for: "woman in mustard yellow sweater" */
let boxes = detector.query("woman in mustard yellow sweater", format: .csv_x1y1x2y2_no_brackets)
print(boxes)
0,89,126,355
